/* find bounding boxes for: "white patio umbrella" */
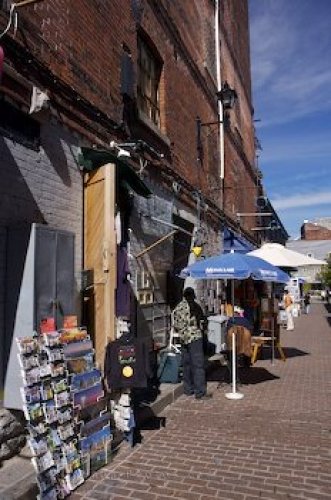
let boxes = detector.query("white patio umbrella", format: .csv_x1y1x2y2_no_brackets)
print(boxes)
248,243,325,268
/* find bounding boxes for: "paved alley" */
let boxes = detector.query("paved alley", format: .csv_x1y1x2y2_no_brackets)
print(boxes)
72,301,331,500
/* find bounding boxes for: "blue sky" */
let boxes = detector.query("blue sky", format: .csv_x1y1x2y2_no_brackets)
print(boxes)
249,0,331,239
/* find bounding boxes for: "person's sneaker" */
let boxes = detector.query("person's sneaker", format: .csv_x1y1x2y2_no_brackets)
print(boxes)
195,393,212,400
184,391,194,396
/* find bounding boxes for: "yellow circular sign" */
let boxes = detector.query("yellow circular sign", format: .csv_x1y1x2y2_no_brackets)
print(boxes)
122,366,133,378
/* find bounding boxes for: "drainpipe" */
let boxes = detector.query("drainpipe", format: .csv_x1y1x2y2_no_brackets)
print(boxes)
215,0,225,209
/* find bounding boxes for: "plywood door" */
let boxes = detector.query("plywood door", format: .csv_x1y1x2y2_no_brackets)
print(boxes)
84,164,116,369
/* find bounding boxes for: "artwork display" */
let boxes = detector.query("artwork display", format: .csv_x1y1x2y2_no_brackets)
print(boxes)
17,321,112,498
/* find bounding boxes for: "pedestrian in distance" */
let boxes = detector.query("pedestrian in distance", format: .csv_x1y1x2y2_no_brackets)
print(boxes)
173,287,212,400
283,290,294,331
303,292,311,315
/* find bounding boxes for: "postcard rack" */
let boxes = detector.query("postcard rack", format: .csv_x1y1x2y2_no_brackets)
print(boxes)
18,324,112,499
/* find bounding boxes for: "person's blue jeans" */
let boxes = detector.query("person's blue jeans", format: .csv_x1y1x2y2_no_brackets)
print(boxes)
182,338,206,397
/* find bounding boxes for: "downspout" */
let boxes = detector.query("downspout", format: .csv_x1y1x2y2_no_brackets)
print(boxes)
215,0,225,209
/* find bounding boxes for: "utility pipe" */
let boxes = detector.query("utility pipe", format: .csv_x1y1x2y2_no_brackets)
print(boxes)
215,0,225,199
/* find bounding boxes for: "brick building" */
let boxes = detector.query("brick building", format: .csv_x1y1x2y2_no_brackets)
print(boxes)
0,0,261,384
301,218,331,241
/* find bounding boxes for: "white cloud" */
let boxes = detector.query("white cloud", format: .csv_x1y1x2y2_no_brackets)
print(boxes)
272,191,331,210
250,0,331,126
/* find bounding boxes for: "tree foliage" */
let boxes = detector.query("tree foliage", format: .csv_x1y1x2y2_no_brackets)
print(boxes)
319,254,331,288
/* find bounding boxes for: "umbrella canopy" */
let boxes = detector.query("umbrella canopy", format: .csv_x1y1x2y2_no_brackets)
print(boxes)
248,243,325,268
180,252,290,283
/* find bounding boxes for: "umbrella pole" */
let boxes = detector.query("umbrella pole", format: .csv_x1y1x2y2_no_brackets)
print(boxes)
271,283,275,365
226,279,244,400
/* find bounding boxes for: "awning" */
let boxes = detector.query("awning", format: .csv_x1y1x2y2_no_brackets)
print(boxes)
223,227,255,254
78,147,152,198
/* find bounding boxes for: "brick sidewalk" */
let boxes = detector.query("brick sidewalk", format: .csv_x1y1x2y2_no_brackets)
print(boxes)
72,302,331,500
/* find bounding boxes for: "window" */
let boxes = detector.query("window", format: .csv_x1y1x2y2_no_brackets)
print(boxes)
137,34,162,127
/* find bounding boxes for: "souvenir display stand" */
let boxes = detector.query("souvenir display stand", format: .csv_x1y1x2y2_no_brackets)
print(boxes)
17,323,112,499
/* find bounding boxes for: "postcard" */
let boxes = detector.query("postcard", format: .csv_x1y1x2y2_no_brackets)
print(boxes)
71,369,101,392
52,379,68,394
63,340,93,360
37,467,57,493
50,363,66,378
17,337,38,355
80,427,112,474
80,413,111,438
63,316,78,329
54,391,70,408
63,442,81,474
59,327,88,345
57,476,71,498
22,367,41,386
43,400,57,424
42,331,61,347
52,449,65,474
28,421,48,437
66,468,84,491
19,353,39,371
24,403,44,422
47,428,61,451
73,383,103,409
28,436,48,457
21,384,41,404
66,353,94,375
75,398,107,425
38,486,58,500
40,317,56,334
57,407,72,425
32,450,54,474
58,423,74,441
40,382,54,402
45,348,63,363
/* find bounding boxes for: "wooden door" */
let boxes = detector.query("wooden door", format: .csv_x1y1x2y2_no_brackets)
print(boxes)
84,164,116,369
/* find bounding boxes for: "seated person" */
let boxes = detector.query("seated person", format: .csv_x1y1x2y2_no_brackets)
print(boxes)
226,308,252,368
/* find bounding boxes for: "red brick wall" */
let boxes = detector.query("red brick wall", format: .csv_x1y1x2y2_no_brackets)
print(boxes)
301,223,331,240
0,0,257,235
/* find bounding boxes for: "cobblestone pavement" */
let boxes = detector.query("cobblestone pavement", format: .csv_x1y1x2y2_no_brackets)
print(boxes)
72,302,331,500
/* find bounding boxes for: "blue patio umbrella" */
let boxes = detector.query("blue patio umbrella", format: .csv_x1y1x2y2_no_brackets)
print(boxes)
179,252,289,399
180,252,290,283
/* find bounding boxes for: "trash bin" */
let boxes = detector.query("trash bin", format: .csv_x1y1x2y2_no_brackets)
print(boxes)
207,315,228,354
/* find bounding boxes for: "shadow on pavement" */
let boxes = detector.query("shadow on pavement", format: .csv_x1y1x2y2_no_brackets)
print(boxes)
207,364,280,385
282,347,310,358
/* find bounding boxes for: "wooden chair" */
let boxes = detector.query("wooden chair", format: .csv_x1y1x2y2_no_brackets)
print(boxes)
251,316,286,364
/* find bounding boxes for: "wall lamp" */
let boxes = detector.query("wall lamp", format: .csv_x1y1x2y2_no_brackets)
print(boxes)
196,81,237,163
